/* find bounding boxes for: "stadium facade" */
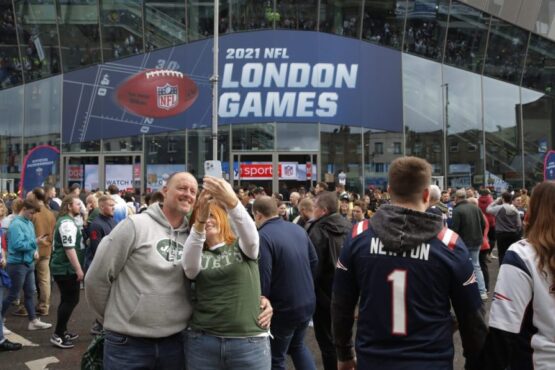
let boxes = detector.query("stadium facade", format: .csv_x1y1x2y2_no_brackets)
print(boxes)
0,0,554,196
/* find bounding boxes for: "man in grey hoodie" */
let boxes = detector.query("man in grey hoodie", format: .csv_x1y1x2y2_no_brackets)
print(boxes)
85,172,197,370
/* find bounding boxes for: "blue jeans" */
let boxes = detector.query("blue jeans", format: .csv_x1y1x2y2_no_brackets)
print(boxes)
0,286,5,342
103,330,185,370
1,264,37,321
468,247,486,295
186,330,271,370
270,319,316,370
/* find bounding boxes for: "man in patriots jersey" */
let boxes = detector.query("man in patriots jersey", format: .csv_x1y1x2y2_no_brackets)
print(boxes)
483,181,555,370
332,157,487,370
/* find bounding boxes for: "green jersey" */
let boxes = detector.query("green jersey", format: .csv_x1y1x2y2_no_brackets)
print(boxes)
51,215,85,276
190,241,264,337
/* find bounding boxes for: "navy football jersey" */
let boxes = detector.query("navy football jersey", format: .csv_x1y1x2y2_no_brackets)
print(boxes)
333,221,482,369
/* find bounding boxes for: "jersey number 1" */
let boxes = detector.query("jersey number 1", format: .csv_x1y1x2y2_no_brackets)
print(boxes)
387,269,407,336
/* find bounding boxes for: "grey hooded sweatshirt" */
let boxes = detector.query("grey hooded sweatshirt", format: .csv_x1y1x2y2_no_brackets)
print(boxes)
85,203,192,338
371,204,444,254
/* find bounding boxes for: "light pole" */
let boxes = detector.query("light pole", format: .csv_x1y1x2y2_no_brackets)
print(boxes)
211,0,219,161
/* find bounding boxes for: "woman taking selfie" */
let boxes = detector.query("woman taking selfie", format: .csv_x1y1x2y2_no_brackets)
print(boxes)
182,176,271,370
484,181,555,369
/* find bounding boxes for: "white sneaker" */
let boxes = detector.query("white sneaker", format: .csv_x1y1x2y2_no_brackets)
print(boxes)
3,325,12,335
28,318,52,331
480,293,489,301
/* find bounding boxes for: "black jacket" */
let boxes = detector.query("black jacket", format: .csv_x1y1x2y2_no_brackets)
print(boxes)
85,214,116,270
452,200,485,248
307,213,351,306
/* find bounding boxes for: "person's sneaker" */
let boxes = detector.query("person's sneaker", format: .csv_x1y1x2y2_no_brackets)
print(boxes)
64,331,79,341
35,308,49,316
0,339,23,351
28,318,52,331
3,325,12,335
50,334,74,349
480,293,489,301
12,306,28,317
90,321,103,336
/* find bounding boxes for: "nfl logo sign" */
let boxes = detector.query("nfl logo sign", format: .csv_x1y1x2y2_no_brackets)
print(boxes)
157,84,179,110
284,165,294,176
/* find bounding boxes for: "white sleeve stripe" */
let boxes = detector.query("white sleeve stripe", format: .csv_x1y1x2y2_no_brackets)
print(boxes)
441,229,453,245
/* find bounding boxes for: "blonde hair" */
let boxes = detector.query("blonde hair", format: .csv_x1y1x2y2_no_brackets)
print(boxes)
191,202,236,249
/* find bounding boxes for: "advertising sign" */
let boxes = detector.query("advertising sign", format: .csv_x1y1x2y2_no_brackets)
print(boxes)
84,165,99,191
146,164,186,192
105,165,133,190
19,145,60,196
544,150,555,181
62,30,402,144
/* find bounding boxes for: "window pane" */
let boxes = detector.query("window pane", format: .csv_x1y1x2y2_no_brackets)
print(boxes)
58,2,101,72
521,88,554,188
15,1,61,82
403,54,444,177
188,1,234,41
522,33,555,96
100,0,144,61
483,18,527,85
443,65,483,189
144,0,186,50
319,0,362,38
103,135,143,152
145,132,186,164
187,128,211,178
0,84,23,174
0,2,23,88
229,0,272,33
362,0,405,49
483,76,523,191
404,0,449,62
232,123,274,151
444,3,489,73
276,122,318,151
364,130,402,188
276,0,317,30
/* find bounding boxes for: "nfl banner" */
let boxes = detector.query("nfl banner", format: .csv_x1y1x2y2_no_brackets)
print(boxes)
544,150,555,181
19,145,60,197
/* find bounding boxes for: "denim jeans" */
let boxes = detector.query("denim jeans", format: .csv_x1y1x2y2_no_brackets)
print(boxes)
0,285,5,342
186,330,271,370
468,247,486,295
103,330,185,370
1,264,37,321
270,319,316,370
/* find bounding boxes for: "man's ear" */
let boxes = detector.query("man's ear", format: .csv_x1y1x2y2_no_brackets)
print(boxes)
423,187,431,205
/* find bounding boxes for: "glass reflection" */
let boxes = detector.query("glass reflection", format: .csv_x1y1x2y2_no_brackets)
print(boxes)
403,53,444,177
404,0,449,62
187,128,211,178
483,18,527,85
276,0,317,30
62,140,101,153
145,132,185,165
103,135,143,152
58,2,101,72
320,124,362,193
229,0,272,33
232,123,274,151
144,0,186,50
188,1,234,41
14,1,61,82
483,76,523,191
364,129,403,188
521,88,554,188
276,122,318,151
319,0,362,38
0,84,23,174
444,2,489,73
362,0,405,49
443,65,483,189
100,0,144,61
0,2,23,88
522,33,555,96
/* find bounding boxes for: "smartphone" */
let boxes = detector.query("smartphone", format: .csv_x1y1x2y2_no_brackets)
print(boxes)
204,160,223,178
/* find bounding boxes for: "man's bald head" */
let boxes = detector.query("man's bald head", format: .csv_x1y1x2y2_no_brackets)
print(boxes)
253,196,278,218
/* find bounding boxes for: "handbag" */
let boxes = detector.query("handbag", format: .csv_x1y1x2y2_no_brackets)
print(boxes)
81,332,105,370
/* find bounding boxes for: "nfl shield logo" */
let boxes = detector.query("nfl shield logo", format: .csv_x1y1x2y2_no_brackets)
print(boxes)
157,84,179,110
284,165,294,176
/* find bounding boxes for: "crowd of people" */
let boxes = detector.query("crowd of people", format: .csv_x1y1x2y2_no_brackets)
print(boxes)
0,157,553,370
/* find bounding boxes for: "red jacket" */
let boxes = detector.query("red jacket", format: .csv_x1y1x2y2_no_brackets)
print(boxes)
478,195,496,228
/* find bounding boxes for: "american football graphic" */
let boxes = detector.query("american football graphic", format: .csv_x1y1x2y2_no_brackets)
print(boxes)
115,69,199,118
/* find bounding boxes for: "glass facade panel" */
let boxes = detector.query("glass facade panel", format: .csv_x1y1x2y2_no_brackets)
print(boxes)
144,0,186,50
187,128,211,178
483,18,528,85
319,0,362,38
100,0,144,61
14,1,61,82
320,124,362,193
364,130,403,188
483,76,523,190
229,0,272,33
232,123,274,151
103,135,143,152
362,0,405,49
521,88,554,187
58,1,101,72
404,0,449,62
443,64,483,189
62,140,101,153
0,84,23,175
0,1,23,88
188,1,233,41
403,53,444,177
444,3,489,73
145,132,185,165
522,33,555,96
276,0,317,30
276,122,318,151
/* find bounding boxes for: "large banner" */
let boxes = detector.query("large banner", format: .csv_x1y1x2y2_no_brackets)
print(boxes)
62,30,402,144
544,150,555,181
19,145,60,196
